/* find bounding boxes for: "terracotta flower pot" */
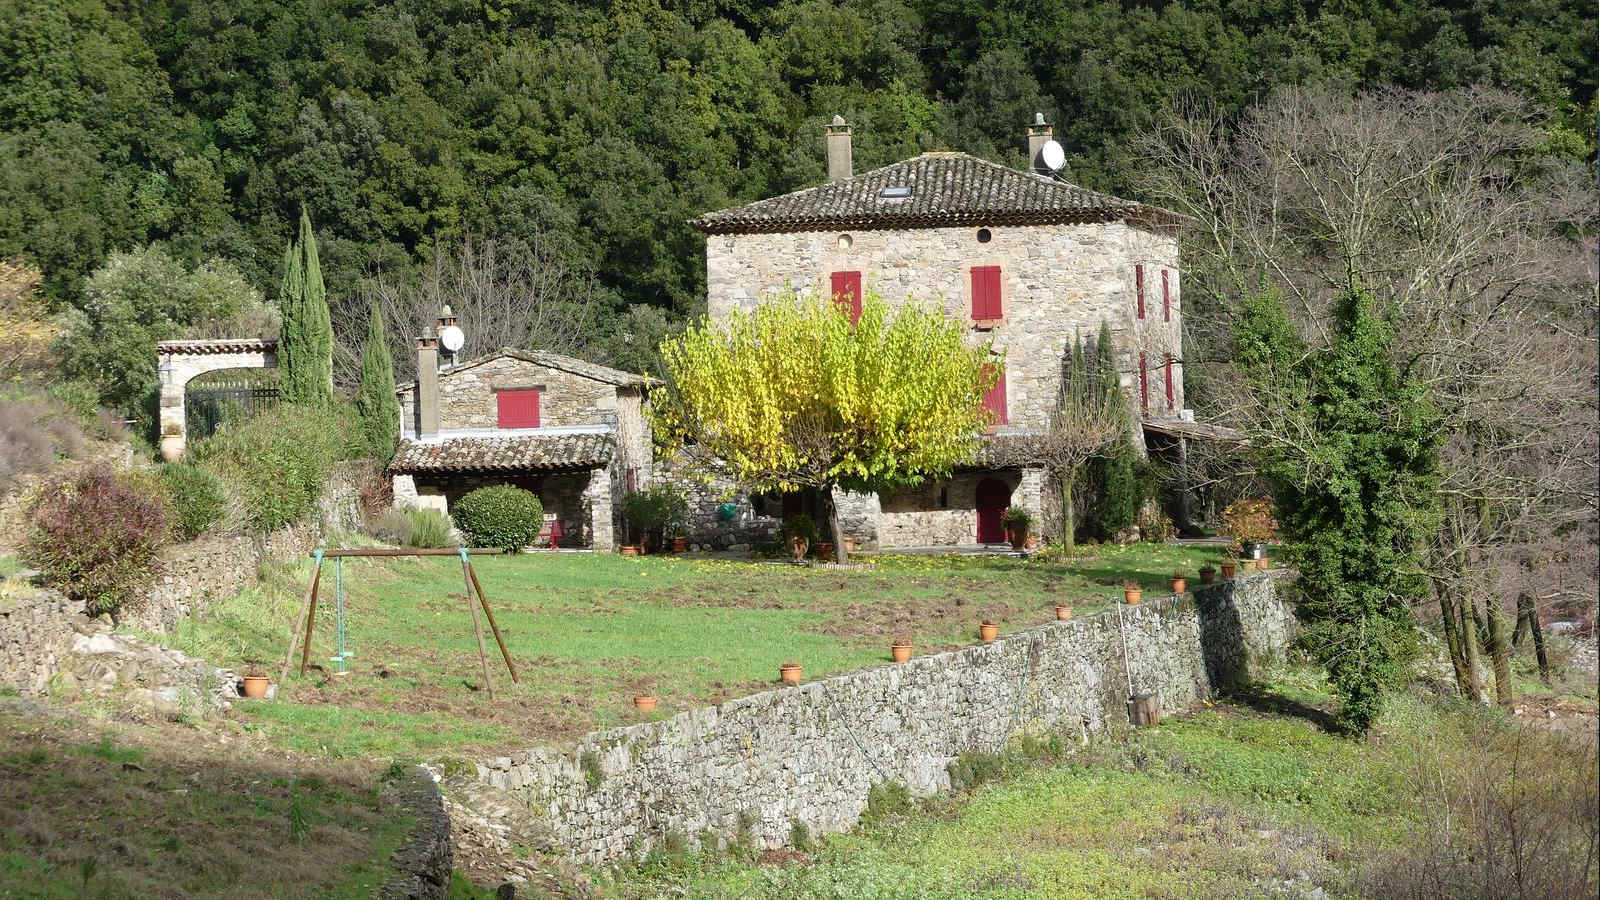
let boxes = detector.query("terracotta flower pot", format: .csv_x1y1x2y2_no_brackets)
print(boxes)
620,544,639,557
979,622,999,643
1124,588,1142,606
891,644,912,663
1256,556,1270,571
1199,568,1216,585
1171,576,1187,594
1055,605,1073,621
814,541,835,561
671,536,688,553
1025,535,1039,549
1220,562,1236,579
633,694,657,713
780,664,803,685
241,675,269,699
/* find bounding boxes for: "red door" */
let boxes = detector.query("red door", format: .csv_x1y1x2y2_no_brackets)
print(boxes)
975,478,1012,544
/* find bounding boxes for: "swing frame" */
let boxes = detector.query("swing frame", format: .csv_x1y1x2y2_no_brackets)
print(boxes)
276,547,520,700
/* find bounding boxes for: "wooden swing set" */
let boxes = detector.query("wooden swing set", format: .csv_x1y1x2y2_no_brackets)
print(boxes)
277,547,520,700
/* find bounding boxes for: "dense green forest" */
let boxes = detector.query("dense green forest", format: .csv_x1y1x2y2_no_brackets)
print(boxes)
2,0,1594,377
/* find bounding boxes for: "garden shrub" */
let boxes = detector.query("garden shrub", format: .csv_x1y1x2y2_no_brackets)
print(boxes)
0,394,88,494
400,507,454,548
25,467,169,618
159,462,226,540
1086,439,1140,540
190,403,348,531
370,508,412,545
451,485,543,553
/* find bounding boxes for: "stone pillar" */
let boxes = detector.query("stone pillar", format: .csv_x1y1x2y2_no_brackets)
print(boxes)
584,468,614,552
392,474,419,508
1015,466,1046,526
158,370,187,461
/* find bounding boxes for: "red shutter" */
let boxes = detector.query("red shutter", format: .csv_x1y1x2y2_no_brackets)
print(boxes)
831,271,862,324
971,266,1002,320
981,363,1007,425
1136,265,1145,319
1138,354,1148,415
496,390,540,428
1164,353,1175,408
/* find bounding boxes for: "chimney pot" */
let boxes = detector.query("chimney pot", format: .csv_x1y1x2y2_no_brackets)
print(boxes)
824,115,853,182
1026,112,1054,176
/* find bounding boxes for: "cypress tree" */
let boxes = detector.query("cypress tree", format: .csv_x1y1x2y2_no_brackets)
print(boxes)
1086,321,1140,540
278,206,334,407
354,300,400,466
1241,283,1441,734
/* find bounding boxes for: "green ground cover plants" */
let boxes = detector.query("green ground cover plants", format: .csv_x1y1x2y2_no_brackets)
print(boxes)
158,544,1225,757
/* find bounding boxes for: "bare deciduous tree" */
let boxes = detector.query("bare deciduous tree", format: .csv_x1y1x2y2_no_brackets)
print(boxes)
1141,85,1598,704
334,234,601,385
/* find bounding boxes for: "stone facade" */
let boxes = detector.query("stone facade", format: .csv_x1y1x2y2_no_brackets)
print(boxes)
398,356,630,436
473,574,1294,864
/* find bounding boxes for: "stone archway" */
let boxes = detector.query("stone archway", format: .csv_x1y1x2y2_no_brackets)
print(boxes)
156,338,277,461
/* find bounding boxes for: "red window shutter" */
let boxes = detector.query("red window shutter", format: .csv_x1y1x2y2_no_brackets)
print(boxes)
1136,265,1145,319
971,266,1002,320
1139,353,1149,415
496,389,540,428
1162,269,1171,321
1165,353,1175,408
831,271,862,324
981,363,1008,425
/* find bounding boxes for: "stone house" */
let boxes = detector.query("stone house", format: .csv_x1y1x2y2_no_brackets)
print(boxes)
686,115,1196,548
390,315,652,552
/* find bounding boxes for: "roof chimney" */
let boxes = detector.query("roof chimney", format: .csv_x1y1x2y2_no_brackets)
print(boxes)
1027,112,1053,176
415,334,440,439
825,115,852,182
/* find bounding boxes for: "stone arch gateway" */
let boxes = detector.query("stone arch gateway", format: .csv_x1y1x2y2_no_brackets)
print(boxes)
156,339,278,461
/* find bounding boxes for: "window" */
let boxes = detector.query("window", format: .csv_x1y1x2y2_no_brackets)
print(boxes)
1138,353,1149,415
1136,264,1145,319
1162,269,1171,322
981,363,1008,425
1164,353,1175,409
971,265,1002,321
831,270,862,324
496,389,540,428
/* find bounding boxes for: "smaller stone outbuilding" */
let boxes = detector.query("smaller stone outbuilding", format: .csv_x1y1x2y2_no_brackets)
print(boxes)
390,332,652,552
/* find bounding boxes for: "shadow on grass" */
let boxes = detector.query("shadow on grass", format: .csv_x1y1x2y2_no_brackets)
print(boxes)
1227,682,1340,733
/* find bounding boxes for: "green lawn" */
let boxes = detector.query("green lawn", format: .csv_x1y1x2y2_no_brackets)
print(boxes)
604,668,1599,899
156,544,1227,758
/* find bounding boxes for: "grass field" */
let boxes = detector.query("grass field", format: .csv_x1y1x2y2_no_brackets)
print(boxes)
156,544,1226,758
604,668,1600,899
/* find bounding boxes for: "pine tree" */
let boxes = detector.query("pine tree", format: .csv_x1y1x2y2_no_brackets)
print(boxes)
1240,283,1441,734
354,300,400,466
278,206,333,408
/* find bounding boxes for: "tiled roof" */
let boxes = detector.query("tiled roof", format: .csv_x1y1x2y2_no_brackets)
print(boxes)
691,153,1187,234
389,431,615,474
156,338,278,355
967,432,1049,469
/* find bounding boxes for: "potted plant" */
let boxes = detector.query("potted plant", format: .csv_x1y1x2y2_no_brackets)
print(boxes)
1001,507,1033,550
891,639,913,663
240,664,269,700
1223,498,1277,563
1198,564,1216,585
1170,573,1187,594
1220,560,1236,579
1055,604,1073,621
1122,580,1142,606
671,536,689,553
620,543,640,557
781,514,818,564
979,619,999,642
633,693,658,713
1256,554,1270,571
779,660,803,684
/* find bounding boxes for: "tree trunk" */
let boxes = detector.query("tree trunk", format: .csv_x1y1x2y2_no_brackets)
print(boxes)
1519,592,1552,685
1458,592,1485,702
1483,597,1512,706
822,486,847,566
1435,580,1474,698
1060,467,1076,550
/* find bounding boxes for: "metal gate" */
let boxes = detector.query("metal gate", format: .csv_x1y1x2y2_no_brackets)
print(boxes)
185,381,280,439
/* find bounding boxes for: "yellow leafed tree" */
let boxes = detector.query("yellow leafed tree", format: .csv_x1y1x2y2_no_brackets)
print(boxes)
653,289,998,563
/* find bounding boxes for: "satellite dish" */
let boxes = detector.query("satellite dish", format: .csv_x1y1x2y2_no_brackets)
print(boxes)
1040,139,1066,172
439,325,465,354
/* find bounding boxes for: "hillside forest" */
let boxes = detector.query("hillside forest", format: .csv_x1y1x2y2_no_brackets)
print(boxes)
2,0,1596,402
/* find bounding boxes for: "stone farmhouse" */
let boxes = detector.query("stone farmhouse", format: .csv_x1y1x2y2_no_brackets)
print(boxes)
687,114,1196,548
389,309,653,551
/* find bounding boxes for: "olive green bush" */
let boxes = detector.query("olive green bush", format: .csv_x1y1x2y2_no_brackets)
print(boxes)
190,403,350,532
158,462,226,540
451,485,543,553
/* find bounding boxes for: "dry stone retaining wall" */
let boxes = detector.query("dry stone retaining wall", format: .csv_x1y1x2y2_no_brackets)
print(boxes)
475,573,1294,864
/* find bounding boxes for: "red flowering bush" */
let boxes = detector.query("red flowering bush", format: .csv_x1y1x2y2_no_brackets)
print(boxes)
25,467,169,618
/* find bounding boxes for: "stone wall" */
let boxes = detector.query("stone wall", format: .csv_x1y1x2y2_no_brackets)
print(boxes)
400,356,615,434
380,766,454,900
649,454,781,552
705,222,1184,431
474,573,1293,864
